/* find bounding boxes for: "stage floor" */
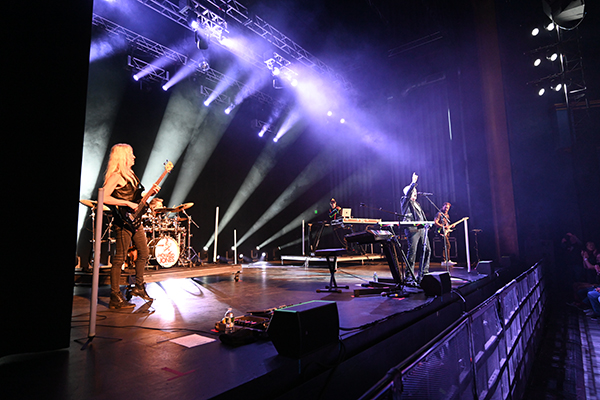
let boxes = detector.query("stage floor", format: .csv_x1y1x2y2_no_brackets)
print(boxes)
5,259,597,399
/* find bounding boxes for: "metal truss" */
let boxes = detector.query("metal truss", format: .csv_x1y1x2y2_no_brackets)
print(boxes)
92,13,190,65
93,13,286,110
199,85,230,105
128,56,170,82
136,0,352,90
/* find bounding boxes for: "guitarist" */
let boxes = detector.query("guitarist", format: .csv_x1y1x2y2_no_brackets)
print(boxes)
434,202,456,266
102,144,160,309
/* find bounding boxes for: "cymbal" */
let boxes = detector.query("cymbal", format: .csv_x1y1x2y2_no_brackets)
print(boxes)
80,199,111,212
172,202,194,212
153,207,176,214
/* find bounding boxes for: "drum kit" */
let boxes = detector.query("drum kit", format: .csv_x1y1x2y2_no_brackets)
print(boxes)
81,198,198,269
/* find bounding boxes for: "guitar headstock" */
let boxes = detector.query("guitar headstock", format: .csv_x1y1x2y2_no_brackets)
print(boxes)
164,160,174,173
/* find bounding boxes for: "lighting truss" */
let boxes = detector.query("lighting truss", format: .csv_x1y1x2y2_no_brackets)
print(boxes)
209,0,352,90
136,0,265,70
200,85,230,105
93,13,285,110
251,119,273,133
137,0,352,90
128,56,170,82
92,14,189,65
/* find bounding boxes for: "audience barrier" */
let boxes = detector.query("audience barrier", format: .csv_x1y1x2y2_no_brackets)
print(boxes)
359,262,546,400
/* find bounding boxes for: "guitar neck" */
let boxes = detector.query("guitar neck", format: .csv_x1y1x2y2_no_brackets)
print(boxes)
449,217,468,229
138,168,170,206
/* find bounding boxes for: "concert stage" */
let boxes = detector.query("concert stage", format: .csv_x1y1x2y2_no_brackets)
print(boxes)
3,259,512,400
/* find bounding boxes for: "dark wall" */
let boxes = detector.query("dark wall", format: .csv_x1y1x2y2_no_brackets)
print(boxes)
3,2,91,357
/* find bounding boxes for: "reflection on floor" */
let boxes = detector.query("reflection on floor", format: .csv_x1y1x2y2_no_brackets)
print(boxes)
1,260,598,399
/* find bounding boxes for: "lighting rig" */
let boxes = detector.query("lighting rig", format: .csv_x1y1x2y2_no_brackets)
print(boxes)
92,13,285,110
525,0,589,142
137,0,351,90
526,0,586,105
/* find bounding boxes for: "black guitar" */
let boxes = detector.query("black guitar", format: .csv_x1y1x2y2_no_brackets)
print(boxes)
117,161,173,232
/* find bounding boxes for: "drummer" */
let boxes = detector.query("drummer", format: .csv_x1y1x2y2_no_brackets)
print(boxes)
149,198,165,216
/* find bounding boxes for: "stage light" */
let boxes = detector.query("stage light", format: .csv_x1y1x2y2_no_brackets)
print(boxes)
225,104,235,114
133,74,140,81
542,0,585,29
538,88,546,96
327,111,333,117
340,118,346,124
531,27,540,36
547,52,558,62
199,60,210,72
273,77,283,89
290,79,298,87
533,58,542,67
195,30,210,50
546,22,555,31
552,83,563,91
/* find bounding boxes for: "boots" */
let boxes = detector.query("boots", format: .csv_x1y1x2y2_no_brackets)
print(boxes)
131,283,153,302
109,290,135,309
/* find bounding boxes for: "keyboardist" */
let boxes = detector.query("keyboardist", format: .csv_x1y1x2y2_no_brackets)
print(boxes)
400,173,432,286
329,198,342,220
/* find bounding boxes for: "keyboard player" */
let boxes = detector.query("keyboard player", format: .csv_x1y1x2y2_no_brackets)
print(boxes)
400,173,431,286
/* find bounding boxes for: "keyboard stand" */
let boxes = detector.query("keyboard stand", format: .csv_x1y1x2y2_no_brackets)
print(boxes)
315,248,349,293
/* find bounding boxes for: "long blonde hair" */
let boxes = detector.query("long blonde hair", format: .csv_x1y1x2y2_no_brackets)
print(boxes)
104,143,136,186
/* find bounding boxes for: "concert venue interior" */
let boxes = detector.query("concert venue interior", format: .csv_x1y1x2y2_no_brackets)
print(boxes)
4,0,599,399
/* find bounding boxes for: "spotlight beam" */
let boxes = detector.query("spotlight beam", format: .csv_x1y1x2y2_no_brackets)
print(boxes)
136,0,351,89
93,13,283,109
170,110,233,208
237,150,340,246
257,166,379,249
142,83,209,203
202,123,304,249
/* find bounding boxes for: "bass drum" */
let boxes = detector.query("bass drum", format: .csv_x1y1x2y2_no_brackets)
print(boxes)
148,236,179,268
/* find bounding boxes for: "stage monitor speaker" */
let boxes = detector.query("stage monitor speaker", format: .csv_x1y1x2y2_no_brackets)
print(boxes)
476,260,494,275
420,271,451,296
267,300,339,358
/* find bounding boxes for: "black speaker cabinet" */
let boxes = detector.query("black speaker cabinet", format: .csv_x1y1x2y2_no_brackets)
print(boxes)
267,300,339,358
476,260,494,275
420,271,451,296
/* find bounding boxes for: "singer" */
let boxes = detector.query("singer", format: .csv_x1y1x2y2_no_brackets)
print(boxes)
400,172,431,285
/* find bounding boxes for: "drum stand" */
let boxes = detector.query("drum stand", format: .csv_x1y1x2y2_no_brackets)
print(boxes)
179,209,199,267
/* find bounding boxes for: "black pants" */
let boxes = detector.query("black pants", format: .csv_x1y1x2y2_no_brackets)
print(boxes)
111,225,149,291
405,227,431,282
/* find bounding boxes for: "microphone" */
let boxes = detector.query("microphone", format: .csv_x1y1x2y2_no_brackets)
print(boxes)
417,192,433,196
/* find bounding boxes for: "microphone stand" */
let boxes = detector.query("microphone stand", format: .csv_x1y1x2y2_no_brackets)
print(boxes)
421,195,450,270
